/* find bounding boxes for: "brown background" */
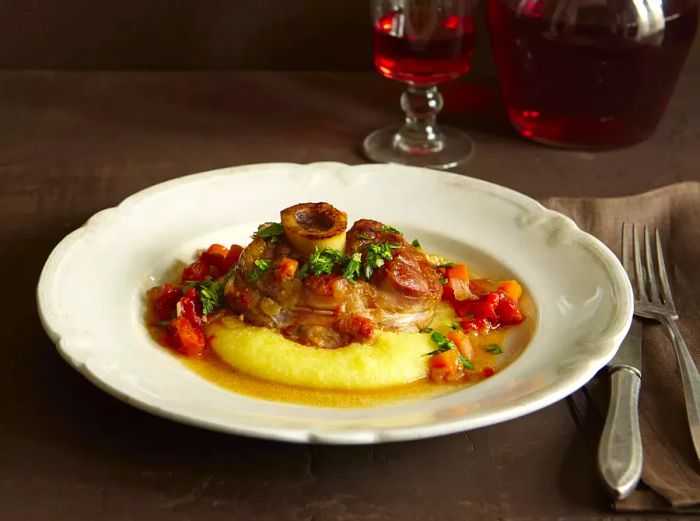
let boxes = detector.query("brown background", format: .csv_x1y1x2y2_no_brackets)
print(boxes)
0,0,375,70
0,0,502,74
1,1,700,520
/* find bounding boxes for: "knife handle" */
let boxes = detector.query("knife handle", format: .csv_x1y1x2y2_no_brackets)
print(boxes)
597,367,643,499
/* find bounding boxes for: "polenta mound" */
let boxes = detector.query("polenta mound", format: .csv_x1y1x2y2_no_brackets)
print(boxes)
207,316,432,390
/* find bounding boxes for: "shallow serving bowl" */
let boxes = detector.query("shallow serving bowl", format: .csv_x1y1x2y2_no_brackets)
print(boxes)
37,162,633,444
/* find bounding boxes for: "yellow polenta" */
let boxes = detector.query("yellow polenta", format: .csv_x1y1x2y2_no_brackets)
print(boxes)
207,316,433,390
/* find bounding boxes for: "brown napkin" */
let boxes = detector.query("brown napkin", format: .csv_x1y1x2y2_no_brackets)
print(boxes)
540,182,700,512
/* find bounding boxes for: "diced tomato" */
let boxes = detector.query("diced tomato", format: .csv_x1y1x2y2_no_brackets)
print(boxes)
482,367,496,378
200,244,230,272
496,293,524,325
178,287,203,327
182,259,209,281
169,315,206,356
460,318,491,333
275,257,299,280
429,350,462,382
152,283,181,321
223,244,244,271
455,292,500,320
447,329,474,359
498,280,522,300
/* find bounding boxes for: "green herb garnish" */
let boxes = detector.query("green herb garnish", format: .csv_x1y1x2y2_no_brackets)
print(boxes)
354,232,371,240
439,277,448,285
198,280,223,315
298,248,345,278
411,239,422,249
361,242,399,280
437,262,456,268
458,354,474,370
448,323,463,330
486,344,503,354
248,259,271,281
424,331,457,356
342,252,362,283
182,278,225,315
252,222,284,242
420,326,433,334
381,225,403,235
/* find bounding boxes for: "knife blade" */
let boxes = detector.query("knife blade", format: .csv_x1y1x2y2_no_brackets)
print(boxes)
609,318,643,376
597,318,643,499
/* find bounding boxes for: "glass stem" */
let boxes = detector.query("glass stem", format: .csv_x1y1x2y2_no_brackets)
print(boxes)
395,84,445,154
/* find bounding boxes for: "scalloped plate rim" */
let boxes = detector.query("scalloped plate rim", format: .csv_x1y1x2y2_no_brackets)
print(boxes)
36,162,633,444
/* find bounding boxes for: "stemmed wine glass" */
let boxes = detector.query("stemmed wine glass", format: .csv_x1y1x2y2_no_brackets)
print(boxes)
364,0,478,169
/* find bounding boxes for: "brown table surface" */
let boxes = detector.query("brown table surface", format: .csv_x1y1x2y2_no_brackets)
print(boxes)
2,50,700,521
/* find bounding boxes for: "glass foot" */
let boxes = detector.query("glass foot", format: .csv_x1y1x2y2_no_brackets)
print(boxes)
363,125,474,170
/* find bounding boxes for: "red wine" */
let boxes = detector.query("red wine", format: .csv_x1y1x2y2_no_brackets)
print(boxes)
488,0,698,148
373,11,476,85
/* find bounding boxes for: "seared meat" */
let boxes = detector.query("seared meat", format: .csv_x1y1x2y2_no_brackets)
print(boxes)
346,220,442,330
225,212,443,348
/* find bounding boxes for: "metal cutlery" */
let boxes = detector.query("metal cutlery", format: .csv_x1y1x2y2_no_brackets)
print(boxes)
598,316,644,499
624,223,700,463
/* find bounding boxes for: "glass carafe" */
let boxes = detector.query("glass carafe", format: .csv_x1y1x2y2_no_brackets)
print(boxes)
487,0,698,148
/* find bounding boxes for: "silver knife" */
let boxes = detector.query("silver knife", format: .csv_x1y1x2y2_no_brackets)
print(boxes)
597,318,643,499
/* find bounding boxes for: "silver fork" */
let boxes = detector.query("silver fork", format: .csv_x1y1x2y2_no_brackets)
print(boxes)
623,223,700,462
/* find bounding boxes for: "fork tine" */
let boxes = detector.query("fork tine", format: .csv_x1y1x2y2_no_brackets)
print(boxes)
632,223,647,301
655,228,675,308
644,225,661,302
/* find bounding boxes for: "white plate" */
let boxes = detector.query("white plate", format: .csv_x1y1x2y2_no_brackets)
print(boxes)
37,162,633,444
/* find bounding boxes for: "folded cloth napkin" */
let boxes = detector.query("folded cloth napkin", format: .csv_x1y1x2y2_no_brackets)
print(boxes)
541,182,700,512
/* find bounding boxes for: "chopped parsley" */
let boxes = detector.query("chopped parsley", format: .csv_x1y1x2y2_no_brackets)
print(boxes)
252,222,285,242
381,225,403,235
342,252,362,283
198,280,224,315
354,232,371,240
486,344,503,354
437,262,456,268
362,242,400,279
458,354,474,370
420,326,433,334
411,239,422,249
298,248,345,278
439,277,448,285
424,331,456,356
182,278,224,315
425,331,475,370
448,323,463,330
248,259,271,281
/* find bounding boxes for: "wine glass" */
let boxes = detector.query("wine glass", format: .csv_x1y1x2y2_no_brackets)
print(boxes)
364,0,478,169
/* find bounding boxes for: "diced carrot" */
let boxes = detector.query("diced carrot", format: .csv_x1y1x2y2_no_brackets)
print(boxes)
429,349,461,382
446,263,469,281
201,244,230,273
447,329,474,359
275,257,299,280
498,280,522,300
